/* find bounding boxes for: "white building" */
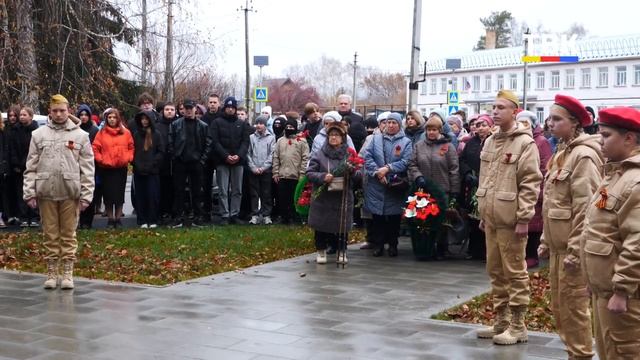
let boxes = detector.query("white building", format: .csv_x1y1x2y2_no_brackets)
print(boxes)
417,34,640,122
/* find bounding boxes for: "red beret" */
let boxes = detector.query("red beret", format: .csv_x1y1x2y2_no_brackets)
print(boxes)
598,107,640,132
554,94,592,127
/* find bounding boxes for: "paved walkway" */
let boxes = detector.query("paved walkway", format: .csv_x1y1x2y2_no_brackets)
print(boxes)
0,238,570,360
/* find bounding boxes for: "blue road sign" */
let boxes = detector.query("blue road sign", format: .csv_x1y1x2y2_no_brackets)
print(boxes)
254,87,268,102
448,105,459,115
448,91,459,105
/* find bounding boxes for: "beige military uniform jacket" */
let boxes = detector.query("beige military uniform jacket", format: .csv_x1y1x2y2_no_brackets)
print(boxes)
23,116,95,204
542,134,604,266
583,152,640,299
476,122,542,229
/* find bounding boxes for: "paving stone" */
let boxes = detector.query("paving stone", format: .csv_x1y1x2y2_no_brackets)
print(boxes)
0,238,574,359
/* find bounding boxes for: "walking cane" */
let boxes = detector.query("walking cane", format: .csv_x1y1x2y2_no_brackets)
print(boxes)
337,170,350,268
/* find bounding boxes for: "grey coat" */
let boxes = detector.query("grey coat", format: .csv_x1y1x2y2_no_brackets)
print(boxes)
247,130,275,172
408,134,460,194
306,143,360,234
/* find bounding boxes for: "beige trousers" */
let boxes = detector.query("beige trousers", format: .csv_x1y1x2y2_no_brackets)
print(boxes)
485,225,530,308
40,199,79,261
593,294,640,360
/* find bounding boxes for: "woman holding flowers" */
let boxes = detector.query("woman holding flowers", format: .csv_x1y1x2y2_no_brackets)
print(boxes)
362,112,413,257
307,123,362,264
408,114,460,259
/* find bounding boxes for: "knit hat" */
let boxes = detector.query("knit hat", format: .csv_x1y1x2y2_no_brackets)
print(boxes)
475,114,494,127
386,112,402,124
429,108,447,123
377,111,391,123
195,104,207,116
223,96,238,109
322,111,342,123
254,115,269,125
261,106,272,118
446,115,463,130
76,104,92,118
516,110,539,128
284,118,298,130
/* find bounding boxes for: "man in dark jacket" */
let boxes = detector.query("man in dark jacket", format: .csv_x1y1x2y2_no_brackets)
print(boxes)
156,102,178,223
209,96,251,225
168,99,211,227
337,94,367,152
201,93,222,221
9,109,39,227
76,104,100,229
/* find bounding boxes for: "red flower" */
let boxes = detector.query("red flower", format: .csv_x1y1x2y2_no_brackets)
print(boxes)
295,130,310,142
67,141,75,150
439,144,448,156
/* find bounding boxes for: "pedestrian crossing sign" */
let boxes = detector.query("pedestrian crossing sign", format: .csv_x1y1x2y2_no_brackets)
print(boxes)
254,87,268,102
448,105,459,115
447,91,459,105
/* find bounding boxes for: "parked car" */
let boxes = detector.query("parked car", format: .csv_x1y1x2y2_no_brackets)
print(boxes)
1,113,48,127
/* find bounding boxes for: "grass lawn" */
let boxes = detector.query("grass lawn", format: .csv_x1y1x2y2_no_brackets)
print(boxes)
0,225,365,286
432,269,557,333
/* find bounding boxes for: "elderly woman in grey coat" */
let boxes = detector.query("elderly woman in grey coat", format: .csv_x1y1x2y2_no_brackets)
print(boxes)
307,123,361,264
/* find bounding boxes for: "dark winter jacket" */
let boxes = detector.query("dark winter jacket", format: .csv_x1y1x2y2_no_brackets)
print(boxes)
340,110,367,152
132,111,165,175
302,120,322,147
407,133,460,195
9,121,39,171
155,115,176,175
79,116,99,143
201,109,222,127
168,116,210,163
209,113,251,165
306,142,361,234
404,126,426,146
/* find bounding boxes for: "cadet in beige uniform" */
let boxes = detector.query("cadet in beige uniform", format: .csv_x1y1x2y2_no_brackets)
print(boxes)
23,95,95,289
476,90,542,345
583,107,640,360
539,94,603,359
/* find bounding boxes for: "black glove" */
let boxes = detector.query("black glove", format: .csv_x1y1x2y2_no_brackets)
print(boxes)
415,176,427,189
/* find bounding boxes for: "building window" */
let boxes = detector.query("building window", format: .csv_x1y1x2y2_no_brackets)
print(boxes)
536,72,545,89
598,67,609,87
581,68,591,88
419,82,427,95
565,69,575,88
484,75,491,92
441,78,447,93
509,74,517,90
430,79,437,94
497,74,504,90
551,71,560,89
526,73,531,90
635,65,640,86
536,107,545,123
616,66,627,86
450,77,458,91
472,75,480,92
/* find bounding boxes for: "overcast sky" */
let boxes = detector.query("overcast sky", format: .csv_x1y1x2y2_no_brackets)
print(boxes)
136,0,639,79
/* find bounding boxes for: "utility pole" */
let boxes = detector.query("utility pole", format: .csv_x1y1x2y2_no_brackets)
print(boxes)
163,0,174,101
522,28,531,110
352,52,358,112
240,0,254,111
408,0,422,110
141,0,148,86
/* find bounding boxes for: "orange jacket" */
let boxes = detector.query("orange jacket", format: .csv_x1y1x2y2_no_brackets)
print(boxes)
92,125,134,168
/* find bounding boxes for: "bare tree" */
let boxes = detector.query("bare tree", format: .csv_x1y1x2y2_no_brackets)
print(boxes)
15,0,38,108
